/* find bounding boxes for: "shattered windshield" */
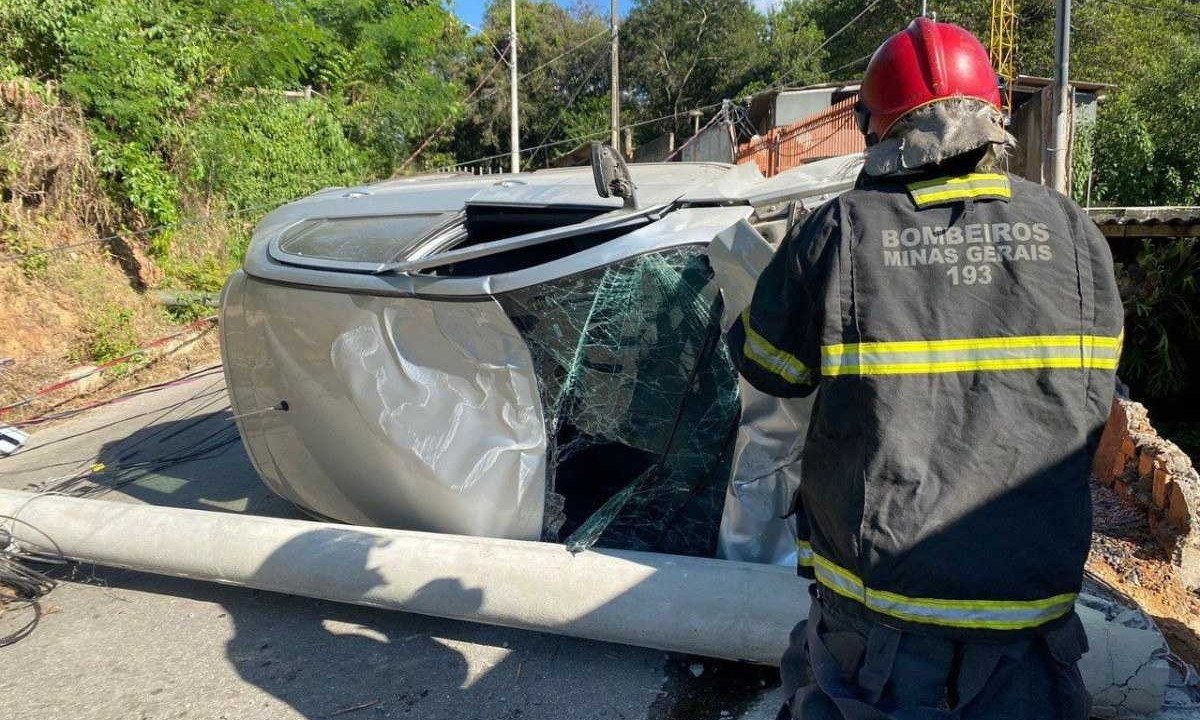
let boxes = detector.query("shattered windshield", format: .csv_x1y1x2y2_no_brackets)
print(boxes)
499,247,741,556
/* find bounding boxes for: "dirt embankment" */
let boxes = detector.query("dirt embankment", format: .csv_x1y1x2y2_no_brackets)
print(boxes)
1,82,222,423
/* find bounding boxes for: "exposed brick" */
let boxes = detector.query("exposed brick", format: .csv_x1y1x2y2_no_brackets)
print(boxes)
1138,448,1155,479
1089,397,1200,591
1092,399,1129,485
1153,467,1171,509
1115,479,1133,500
1168,482,1191,529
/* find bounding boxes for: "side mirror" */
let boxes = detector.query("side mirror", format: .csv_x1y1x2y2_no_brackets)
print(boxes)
590,142,639,210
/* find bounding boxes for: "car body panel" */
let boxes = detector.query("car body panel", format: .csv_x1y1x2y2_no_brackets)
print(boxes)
222,155,865,555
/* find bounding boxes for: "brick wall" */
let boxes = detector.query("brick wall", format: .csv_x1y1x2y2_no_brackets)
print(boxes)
1093,398,1200,591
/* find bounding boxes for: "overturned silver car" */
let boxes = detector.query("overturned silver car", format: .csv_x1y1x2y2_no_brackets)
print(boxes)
219,151,1200,717
220,151,860,562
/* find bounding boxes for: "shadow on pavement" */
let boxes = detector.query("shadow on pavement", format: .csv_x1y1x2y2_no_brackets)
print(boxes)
17,408,773,719
87,569,503,719
28,409,295,517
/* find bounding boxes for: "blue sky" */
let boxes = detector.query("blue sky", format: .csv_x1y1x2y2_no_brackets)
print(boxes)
449,0,652,32
448,0,777,31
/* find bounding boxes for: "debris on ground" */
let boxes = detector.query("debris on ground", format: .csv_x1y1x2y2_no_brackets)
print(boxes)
650,657,778,720
1093,398,1200,591
0,424,28,455
1089,481,1200,669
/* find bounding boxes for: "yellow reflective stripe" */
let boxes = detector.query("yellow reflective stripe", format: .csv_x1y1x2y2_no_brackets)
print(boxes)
821,334,1122,376
741,310,813,385
808,551,1077,630
906,172,1009,191
908,173,1012,207
825,357,1119,376
913,186,1012,205
867,588,1078,613
796,540,815,567
823,335,1121,355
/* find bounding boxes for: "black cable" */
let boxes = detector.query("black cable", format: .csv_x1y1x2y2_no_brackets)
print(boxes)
0,600,42,648
0,514,65,648
0,200,285,265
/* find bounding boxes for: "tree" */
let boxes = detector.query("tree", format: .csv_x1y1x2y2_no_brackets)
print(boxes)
621,0,764,138
301,0,469,174
450,0,611,169
741,0,828,94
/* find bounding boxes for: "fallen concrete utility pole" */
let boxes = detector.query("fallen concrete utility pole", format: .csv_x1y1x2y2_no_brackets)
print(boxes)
0,490,1170,718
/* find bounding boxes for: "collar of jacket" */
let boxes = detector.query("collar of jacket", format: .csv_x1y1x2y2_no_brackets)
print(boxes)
855,149,989,190
862,100,1014,179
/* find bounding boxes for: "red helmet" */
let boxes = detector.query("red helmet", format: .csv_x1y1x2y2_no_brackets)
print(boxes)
857,17,1001,142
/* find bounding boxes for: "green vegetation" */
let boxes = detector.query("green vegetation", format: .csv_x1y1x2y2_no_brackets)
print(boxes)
3,0,1197,217
1,0,1199,403
81,305,140,363
181,96,365,212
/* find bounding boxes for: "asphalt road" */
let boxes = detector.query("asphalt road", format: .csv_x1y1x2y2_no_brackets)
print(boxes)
0,369,783,720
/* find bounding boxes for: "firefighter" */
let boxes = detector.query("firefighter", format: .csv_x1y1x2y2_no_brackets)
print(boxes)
728,17,1122,719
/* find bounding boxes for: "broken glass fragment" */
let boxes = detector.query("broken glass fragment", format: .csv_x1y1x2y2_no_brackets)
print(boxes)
499,247,740,556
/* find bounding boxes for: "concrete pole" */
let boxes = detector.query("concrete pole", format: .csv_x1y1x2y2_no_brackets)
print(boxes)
0,490,803,664
0,489,1171,716
1049,0,1071,193
610,0,620,149
509,0,520,174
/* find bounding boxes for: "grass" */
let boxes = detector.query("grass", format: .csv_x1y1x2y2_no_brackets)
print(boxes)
80,305,140,363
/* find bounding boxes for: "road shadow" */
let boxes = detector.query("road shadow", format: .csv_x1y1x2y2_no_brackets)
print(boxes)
78,568,497,719
222,528,490,719
68,525,670,720
26,408,296,518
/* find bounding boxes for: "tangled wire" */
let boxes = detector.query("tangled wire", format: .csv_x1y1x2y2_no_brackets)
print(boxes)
0,514,65,647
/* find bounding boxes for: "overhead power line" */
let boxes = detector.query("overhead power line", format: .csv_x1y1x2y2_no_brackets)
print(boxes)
518,28,611,83
533,52,613,165
403,26,612,170
824,53,873,79
398,52,508,173
771,0,883,90
443,0,884,171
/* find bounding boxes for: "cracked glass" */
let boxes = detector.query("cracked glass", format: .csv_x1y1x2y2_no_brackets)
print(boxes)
499,247,741,556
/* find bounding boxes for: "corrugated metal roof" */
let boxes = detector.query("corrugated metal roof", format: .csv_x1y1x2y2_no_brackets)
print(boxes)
1087,207,1200,238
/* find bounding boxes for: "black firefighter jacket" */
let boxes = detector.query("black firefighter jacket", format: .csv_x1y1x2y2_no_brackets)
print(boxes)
728,169,1123,640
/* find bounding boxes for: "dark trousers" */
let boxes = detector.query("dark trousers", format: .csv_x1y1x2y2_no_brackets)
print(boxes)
778,589,1091,720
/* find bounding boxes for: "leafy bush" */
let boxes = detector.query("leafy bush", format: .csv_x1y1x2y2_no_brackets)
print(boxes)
61,0,205,146
0,0,90,79
159,250,240,293
81,305,140,363
181,95,365,211
94,139,179,226
1,230,50,278
1117,241,1200,403
1093,47,1200,207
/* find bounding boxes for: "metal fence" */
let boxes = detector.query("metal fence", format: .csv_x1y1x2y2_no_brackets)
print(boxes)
736,96,864,177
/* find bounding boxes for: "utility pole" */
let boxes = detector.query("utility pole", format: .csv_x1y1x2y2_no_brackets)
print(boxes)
1049,0,1071,193
509,0,520,173
610,0,620,149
